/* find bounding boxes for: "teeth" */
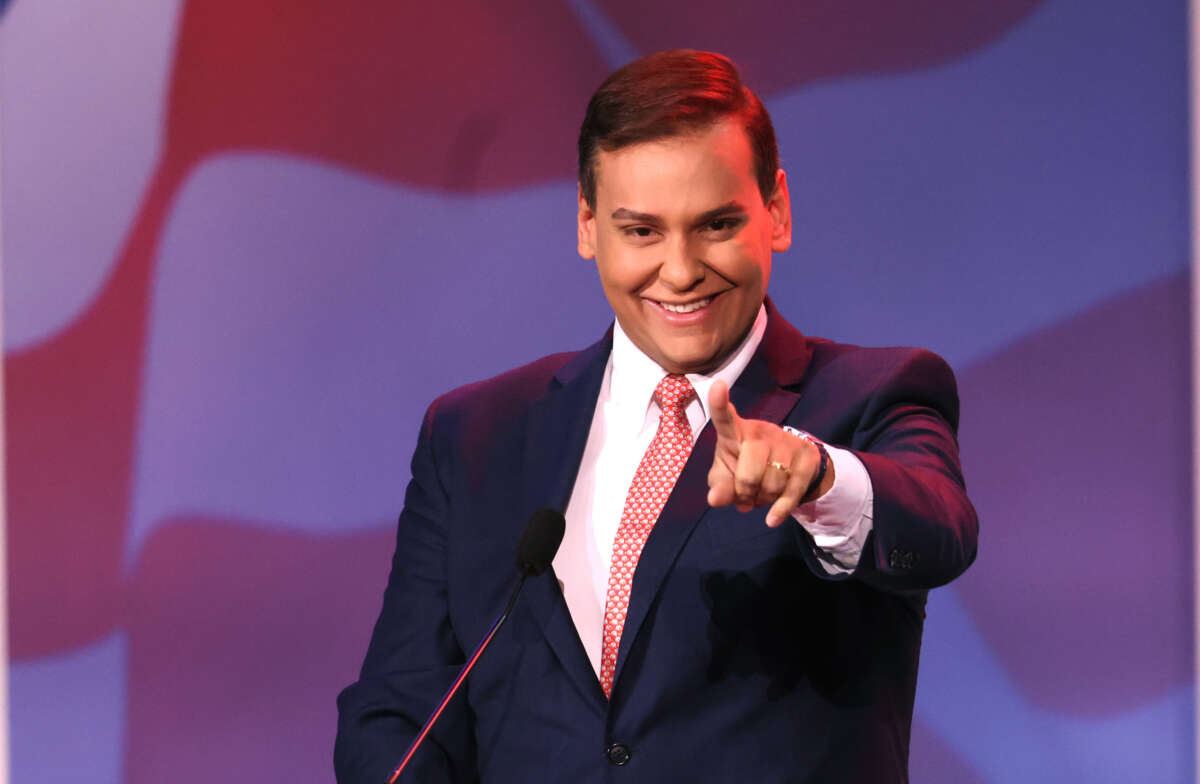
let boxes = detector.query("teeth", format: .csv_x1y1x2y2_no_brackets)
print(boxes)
659,297,712,314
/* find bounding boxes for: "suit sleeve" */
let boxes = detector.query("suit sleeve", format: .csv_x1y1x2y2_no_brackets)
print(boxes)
334,400,476,783
797,348,978,592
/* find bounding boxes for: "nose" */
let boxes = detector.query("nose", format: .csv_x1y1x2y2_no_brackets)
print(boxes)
658,236,705,292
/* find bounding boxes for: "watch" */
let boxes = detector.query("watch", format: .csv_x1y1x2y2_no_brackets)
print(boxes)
783,426,829,500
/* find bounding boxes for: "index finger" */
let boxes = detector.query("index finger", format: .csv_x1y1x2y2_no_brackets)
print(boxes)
708,379,741,444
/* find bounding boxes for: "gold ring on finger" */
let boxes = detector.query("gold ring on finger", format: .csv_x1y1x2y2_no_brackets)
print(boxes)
768,460,790,475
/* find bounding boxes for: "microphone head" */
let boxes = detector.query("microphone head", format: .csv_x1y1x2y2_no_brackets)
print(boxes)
515,508,566,577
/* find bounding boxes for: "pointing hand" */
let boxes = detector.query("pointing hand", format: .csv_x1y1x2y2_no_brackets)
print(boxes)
706,380,834,526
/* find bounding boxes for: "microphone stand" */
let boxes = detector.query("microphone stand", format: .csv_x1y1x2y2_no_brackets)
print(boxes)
386,574,530,783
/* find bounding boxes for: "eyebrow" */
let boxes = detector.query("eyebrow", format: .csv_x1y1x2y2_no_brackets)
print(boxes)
610,207,660,223
610,201,747,225
694,202,747,225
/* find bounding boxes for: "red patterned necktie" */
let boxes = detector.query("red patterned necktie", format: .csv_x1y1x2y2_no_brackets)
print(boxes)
599,374,697,698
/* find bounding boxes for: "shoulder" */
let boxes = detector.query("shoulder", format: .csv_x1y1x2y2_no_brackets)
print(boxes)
420,324,611,430
798,339,960,426
427,350,582,429
762,302,953,395
445,350,579,401
806,340,954,385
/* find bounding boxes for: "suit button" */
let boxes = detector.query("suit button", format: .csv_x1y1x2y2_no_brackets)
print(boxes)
606,742,632,766
888,548,917,570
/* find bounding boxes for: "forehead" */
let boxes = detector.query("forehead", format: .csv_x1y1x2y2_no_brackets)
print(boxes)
592,120,758,211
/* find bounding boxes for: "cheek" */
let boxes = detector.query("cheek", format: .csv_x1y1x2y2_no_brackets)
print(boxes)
595,257,639,303
715,242,768,288
596,244,654,293
737,232,773,287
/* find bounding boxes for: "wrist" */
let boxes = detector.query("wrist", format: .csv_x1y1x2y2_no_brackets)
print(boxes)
783,427,835,503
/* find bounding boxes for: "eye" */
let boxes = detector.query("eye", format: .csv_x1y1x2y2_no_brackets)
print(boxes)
620,225,659,243
703,217,742,236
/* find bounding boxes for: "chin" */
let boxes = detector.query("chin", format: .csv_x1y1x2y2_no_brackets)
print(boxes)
659,349,722,375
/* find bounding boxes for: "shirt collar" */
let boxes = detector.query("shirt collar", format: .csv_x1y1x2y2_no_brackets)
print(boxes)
608,304,768,429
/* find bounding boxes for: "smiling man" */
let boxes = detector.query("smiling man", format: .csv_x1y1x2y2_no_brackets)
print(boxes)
336,50,977,783
580,116,786,377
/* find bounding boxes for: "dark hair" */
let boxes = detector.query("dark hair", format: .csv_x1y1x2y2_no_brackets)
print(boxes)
577,49,779,209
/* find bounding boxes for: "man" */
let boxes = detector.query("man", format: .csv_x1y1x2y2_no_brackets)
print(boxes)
336,50,977,783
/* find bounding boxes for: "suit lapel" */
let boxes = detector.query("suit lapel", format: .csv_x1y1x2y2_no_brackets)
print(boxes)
519,341,610,521
612,304,813,689
518,332,612,708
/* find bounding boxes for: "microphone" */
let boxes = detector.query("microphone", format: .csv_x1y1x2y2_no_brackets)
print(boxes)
515,507,566,576
387,508,566,783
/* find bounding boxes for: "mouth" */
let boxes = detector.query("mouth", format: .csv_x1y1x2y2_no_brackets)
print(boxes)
650,293,719,314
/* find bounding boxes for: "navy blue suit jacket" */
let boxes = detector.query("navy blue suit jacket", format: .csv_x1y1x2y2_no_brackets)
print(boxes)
335,305,977,783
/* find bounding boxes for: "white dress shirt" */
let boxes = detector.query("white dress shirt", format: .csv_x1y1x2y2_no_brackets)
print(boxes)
553,305,874,677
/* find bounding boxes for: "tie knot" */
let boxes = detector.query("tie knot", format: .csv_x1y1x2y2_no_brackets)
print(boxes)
653,374,695,415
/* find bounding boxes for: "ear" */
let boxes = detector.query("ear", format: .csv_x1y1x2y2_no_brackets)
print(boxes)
577,185,597,260
767,169,792,253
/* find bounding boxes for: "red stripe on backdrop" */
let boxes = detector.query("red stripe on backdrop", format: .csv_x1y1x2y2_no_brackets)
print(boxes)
160,0,1047,192
163,0,610,191
121,517,393,784
598,0,1046,93
5,160,189,659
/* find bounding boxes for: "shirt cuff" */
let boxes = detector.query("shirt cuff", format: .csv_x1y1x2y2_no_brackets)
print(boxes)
791,445,874,575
